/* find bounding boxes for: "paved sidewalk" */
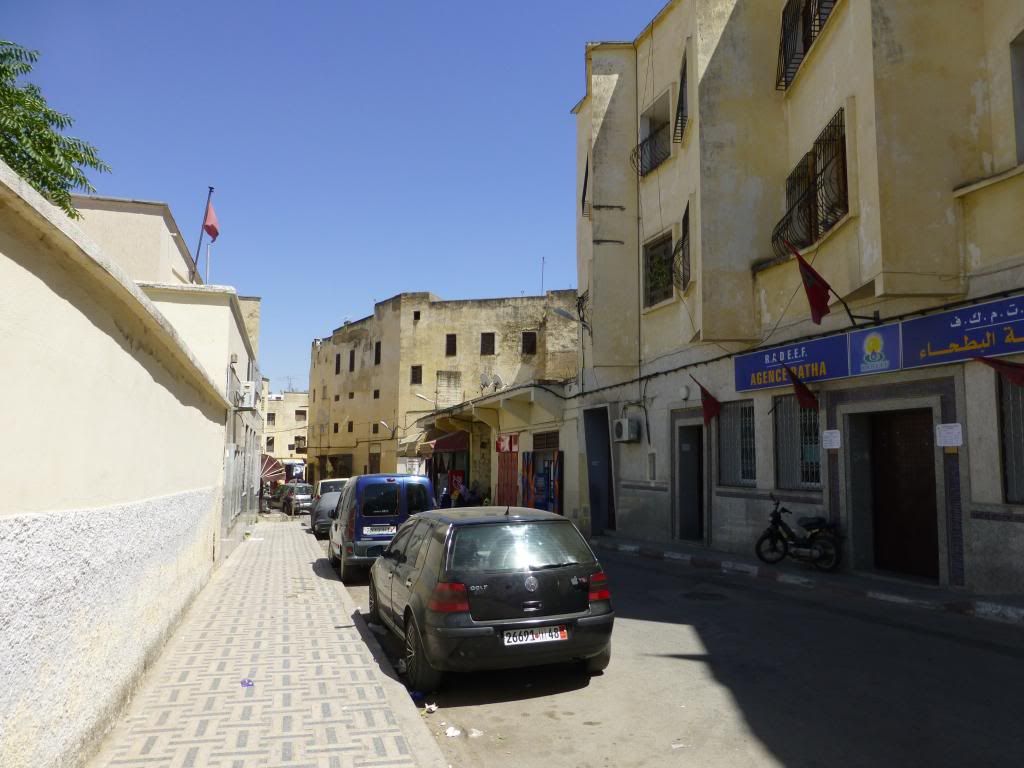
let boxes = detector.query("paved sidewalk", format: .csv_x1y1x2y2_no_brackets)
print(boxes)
89,521,445,768
592,534,1024,627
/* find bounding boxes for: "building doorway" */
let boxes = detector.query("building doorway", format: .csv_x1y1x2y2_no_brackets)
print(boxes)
868,409,939,580
676,425,704,541
583,407,616,534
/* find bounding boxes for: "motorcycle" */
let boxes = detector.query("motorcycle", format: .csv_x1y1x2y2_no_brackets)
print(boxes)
755,493,841,572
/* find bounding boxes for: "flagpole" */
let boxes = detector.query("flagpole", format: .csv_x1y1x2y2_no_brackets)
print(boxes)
194,186,214,283
206,242,211,284
784,238,879,326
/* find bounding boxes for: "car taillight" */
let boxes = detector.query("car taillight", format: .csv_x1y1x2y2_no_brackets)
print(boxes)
345,512,355,541
428,582,470,613
588,571,611,602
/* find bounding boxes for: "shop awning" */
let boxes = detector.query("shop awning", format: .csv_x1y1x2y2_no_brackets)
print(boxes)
260,454,285,482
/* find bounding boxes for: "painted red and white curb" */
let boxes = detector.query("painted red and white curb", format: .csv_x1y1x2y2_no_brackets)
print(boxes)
592,538,1024,628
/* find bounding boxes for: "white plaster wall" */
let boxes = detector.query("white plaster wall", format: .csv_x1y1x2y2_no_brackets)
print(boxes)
0,489,218,768
145,290,233,397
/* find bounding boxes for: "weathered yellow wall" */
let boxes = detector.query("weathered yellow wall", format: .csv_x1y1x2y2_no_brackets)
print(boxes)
265,391,309,462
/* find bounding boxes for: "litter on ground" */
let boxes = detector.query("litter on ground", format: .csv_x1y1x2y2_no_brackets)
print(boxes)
445,726,461,738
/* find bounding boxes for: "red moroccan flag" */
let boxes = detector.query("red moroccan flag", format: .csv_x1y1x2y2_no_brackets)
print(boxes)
974,356,1024,387
203,199,220,242
784,239,831,324
690,375,722,426
785,366,819,410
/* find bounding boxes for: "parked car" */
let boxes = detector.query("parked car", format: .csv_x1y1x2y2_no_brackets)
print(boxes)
283,483,313,516
315,477,348,503
367,508,614,691
268,483,292,510
310,491,342,539
327,474,435,582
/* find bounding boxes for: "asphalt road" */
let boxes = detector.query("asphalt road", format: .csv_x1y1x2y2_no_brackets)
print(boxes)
311,527,1024,768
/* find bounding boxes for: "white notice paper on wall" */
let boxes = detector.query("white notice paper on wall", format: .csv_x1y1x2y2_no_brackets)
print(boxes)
935,423,963,447
821,430,842,450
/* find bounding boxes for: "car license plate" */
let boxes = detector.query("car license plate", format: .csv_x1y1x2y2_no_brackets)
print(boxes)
503,626,568,646
363,525,396,536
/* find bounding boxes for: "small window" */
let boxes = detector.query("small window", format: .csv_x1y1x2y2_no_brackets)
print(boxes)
312,390,315,403
774,395,821,490
413,310,421,322
333,423,339,434
648,452,657,481
266,436,275,451
348,392,354,400
1001,377,1024,503
267,412,276,426
522,331,537,356
347,421,354,433
334,394,339,402
446,334,457,356
374,341,381,365
349,349,355,372
295,409,307,423
644,234,674,307
372,423,380,434
480,332,496,356
321,386,326,399
335,353,340,375
287,444,295,451
719,401,756,487
373,389,380,399
533,430,559,451
411,365,423,385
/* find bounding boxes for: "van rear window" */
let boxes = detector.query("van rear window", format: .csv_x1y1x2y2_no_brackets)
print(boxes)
450,521,595,573
361,483,399,516
407,483,433,514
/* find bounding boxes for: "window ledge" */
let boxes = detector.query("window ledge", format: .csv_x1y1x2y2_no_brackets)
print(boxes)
642,293,679,315
952,163,1024,198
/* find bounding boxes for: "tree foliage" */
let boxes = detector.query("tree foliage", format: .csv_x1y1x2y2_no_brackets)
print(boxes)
0,41,109,218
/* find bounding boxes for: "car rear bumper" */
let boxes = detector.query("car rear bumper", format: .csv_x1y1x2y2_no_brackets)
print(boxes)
424,612,614,672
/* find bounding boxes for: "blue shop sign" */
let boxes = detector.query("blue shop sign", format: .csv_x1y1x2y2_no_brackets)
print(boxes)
902,295,1024,369
735,335,849,392
849,323,901,377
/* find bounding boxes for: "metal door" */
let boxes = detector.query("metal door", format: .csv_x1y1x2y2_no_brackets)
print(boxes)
583,408,615,534
676,425,704,540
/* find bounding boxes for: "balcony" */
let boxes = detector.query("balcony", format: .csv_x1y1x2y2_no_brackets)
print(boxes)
775,0,837,90
630,123,671,177
771,109,848,259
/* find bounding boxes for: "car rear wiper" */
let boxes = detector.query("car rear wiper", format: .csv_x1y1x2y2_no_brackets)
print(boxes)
528,562,575,571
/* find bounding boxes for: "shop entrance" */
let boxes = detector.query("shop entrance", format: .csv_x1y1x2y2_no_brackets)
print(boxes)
583,407,616,535
675,425,704,541
859,408,939,580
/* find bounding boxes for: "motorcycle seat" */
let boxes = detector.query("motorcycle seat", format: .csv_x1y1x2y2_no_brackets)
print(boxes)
798,515,828,529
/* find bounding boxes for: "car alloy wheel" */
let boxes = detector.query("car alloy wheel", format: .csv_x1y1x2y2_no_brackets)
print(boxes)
403,617,441,692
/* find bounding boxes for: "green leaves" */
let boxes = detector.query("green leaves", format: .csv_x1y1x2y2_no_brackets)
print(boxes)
0,40,109,218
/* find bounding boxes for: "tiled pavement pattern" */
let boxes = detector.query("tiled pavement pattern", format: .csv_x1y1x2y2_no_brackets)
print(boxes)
89,522,440,768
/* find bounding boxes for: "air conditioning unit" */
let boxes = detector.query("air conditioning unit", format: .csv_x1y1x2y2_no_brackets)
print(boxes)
237,381,257,410
613,417,640,443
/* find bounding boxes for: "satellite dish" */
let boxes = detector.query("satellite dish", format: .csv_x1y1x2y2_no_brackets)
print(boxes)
492,373,504,391
480,372,492,389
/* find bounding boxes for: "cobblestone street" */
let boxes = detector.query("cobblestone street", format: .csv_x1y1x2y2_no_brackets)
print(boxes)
88,521,444,768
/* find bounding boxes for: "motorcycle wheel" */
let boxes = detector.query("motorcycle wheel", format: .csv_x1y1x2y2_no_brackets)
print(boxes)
755,531,788,564
810,534,841,572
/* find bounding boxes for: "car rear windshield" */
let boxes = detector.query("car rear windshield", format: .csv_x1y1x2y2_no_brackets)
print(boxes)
293,484,313,495
361,483,400,516
449,521,596,573
321,480,346,494
314,492,340,511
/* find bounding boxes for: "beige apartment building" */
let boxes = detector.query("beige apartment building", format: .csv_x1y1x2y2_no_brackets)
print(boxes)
262,387,309,480
1,166,261,768
562,0,1024,592
307,291,577,493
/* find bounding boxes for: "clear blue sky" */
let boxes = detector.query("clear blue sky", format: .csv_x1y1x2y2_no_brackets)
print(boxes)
8,1,667,391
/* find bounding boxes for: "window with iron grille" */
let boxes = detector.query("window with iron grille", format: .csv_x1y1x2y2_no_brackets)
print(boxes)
776,0,837,90
374,341,381,365
335,353,340,375
673,206,690,291
631,92,672,176
774,395,821,489
533,431,560,451
446,334,457,356
481,332,495,356
673,56,688,143
719,401,756,486
266,436,274,451
372,423,379,434
522,331,537,355
267,412,276,426
1000,378,1024,503
644,234,674,307
771,108,848,259
349,349,355,372
410,365,422,385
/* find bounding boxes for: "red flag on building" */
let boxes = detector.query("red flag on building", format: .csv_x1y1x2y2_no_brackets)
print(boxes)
203,199,220,242
974,356,1024,387
785,366,819,410
690,375,722,425
784,239,831,324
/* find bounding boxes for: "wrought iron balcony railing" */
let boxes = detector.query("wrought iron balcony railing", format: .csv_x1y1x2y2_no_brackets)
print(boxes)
630,123,671,177
771,108,848,259
776,0,837,90
672,219,690,291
